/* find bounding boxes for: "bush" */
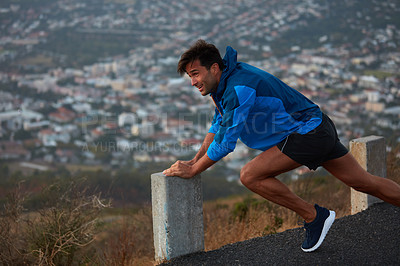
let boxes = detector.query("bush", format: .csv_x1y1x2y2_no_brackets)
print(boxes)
0,182,29,265
0,179,110,265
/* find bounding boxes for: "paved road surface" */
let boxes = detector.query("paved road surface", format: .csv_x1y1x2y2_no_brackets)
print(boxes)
160,203,400,265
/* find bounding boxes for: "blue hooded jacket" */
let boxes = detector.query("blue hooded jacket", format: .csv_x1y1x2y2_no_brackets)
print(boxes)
207,46,322,161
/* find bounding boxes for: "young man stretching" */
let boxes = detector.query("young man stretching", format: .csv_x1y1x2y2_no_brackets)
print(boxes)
163,39,400,252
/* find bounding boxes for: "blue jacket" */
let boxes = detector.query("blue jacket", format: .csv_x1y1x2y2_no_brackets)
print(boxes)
207,46,322,161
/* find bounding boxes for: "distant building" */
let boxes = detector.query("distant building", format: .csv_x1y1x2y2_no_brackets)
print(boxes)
359,76,380,88
384,106,400,118
110,79,126,91
48,107,76,123
365,102,385,113
364,89,380,102
131,121,155,138
38,129,71,146
118,112,137,127
0,109,43,131
0,140,31,160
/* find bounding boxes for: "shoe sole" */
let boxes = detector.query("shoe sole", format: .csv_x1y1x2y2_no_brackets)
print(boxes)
301,210,336,252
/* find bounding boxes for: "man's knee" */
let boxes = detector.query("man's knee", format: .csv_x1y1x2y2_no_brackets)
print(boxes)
240,164,274,188
240,164,262,188
240,165,252,187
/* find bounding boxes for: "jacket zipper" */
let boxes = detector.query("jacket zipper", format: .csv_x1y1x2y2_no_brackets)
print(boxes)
211,94,223,117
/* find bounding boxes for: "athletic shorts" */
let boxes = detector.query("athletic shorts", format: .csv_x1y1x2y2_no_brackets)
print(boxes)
277,113,348,170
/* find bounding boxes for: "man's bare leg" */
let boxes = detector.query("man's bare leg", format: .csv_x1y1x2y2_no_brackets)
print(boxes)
241,146,339,252
322,153,400,207
240,146,317,222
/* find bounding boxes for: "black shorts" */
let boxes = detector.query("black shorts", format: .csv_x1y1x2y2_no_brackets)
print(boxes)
277,113,348,170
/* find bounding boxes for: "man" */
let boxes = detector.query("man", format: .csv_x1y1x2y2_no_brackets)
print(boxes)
163,39,400,252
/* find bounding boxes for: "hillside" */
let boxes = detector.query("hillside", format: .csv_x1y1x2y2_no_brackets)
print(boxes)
1,0,399,71
161,202,400,266
1,148,398,264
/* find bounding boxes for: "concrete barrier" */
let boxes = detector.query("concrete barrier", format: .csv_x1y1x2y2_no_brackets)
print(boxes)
151,172,204,263
349,136,386,214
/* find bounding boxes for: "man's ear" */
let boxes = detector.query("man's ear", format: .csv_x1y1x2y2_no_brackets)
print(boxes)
211,63,220,74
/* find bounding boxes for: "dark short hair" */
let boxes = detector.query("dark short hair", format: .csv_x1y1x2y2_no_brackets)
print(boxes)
177,39,224,75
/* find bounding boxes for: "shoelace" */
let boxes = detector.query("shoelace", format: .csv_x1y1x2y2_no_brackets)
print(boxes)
304,225,311,238
297,219,305,226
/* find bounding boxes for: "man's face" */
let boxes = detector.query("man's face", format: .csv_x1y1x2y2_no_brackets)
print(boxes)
185,59,220,96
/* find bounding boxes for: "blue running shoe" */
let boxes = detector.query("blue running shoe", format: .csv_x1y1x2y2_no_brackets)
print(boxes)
301,204,335,252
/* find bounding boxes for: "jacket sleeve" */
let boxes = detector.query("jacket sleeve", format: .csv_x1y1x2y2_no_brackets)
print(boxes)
208,107,222,134
207,86,256,161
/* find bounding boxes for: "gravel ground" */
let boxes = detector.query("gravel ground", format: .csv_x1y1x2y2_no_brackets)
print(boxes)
160,203,400,266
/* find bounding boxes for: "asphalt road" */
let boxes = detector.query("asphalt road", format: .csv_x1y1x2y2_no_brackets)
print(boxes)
160,203,400,265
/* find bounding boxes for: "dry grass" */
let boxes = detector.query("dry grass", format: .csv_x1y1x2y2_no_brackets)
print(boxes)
95,208,154,266
203,172,351,251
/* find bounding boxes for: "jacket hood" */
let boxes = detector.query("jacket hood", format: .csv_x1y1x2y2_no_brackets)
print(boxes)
213,46,237,98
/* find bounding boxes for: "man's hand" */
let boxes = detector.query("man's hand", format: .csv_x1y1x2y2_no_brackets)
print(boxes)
180,159,196,166
163,160,195,179
163,154,216,179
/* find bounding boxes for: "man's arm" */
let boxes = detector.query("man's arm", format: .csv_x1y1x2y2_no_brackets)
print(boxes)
187,133,215,164
163,152,216,178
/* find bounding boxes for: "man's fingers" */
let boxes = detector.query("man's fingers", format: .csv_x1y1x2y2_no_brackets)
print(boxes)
163,161,178,175
173,160,183,166
163,168,172,176
163,161,190,177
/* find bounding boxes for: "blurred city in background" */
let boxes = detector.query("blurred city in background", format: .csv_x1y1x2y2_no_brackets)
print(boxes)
1,0,399,181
